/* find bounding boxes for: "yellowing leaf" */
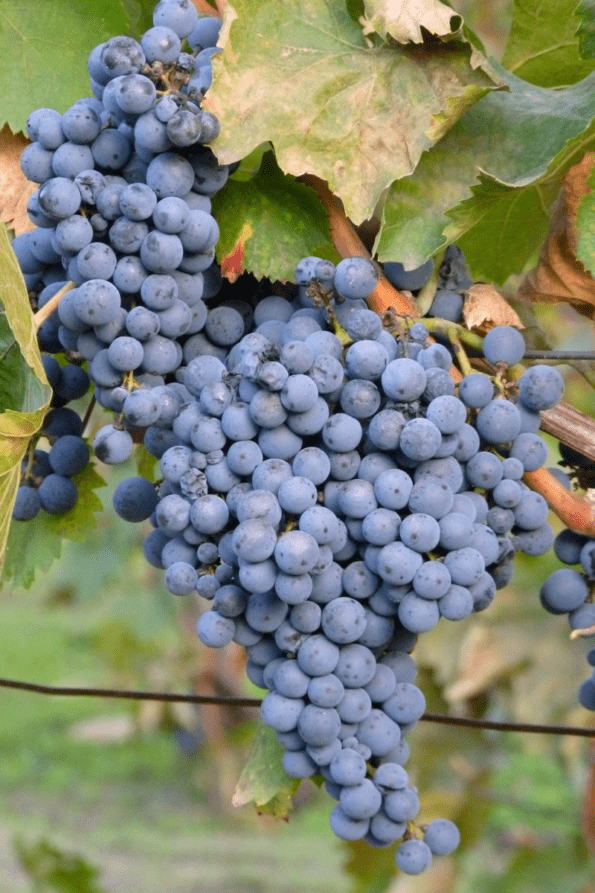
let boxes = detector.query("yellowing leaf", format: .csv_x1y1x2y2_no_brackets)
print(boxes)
0,222,51,582
206,0,499,223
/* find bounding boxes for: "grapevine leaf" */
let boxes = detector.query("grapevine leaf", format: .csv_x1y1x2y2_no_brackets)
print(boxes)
205,0,500,223
0,126,36,235
232,721,299,819
135,444,158,482
0,0,129,134
576,155,595,274
501,0,595,87
576,0,595,60
0,221,51,584
2,462,106,589
520,150,595,315
0,224,48,393
443,173,551,285
119,0,154,38
376,64,595,278
462,283,524,331
362,0,462,45
212,150,337,282
13,836,105,893
342,839,396,892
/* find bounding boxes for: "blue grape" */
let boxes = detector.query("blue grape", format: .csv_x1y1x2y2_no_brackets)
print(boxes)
112,477,158,522
381,358,426,401
334,257,378,299
397,592,439,633
92,128,132,170
188,15,222,50
423,819,460,855
509,432,548,471
48,435,90,476
396,839,433,875
428,288,463,321
539,568,588,614
518,365,564,411
93,424,133,464
12,486,42,521
38,474,78,514
483,326,525,365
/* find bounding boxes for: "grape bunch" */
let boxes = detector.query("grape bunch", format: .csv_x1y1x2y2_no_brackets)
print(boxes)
539,524,595,710
12,0,226,519
103,248,563,871
11,0,569,872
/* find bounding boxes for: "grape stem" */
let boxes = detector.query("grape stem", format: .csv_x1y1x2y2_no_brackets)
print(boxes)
32,281,76,332
524,468,595,535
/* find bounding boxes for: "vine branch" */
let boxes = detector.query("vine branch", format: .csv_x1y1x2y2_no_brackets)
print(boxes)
0,676,594,737
300,174,416,316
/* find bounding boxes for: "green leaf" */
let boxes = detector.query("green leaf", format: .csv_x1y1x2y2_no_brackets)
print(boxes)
444,173,552,284
501,0,595,87
0,0,129,134
375,64,595,278
342,839,396,893
119,0,154,39
206,0,500,223
362,0,463,45
2,462,106,589
135,444,158,482
0,311,49,415
488,751,579,836
575,162,595,272
575,0,595,60
232,721,299,819
14,836,105,893
212,150,337,281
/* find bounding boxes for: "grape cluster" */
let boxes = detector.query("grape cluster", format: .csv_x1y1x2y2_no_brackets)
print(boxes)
13,0,225,519
11,1,568,871
539,523,595,710
103,247,563,870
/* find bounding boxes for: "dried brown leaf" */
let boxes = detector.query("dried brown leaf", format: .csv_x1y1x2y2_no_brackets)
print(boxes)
517,150,595,318
462,282,524,331
0,125,35,235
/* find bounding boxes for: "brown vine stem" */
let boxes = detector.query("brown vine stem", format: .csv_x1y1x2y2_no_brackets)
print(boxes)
300,174,416,316
0,677,593,736
32,280,76,332
525,468,595,535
